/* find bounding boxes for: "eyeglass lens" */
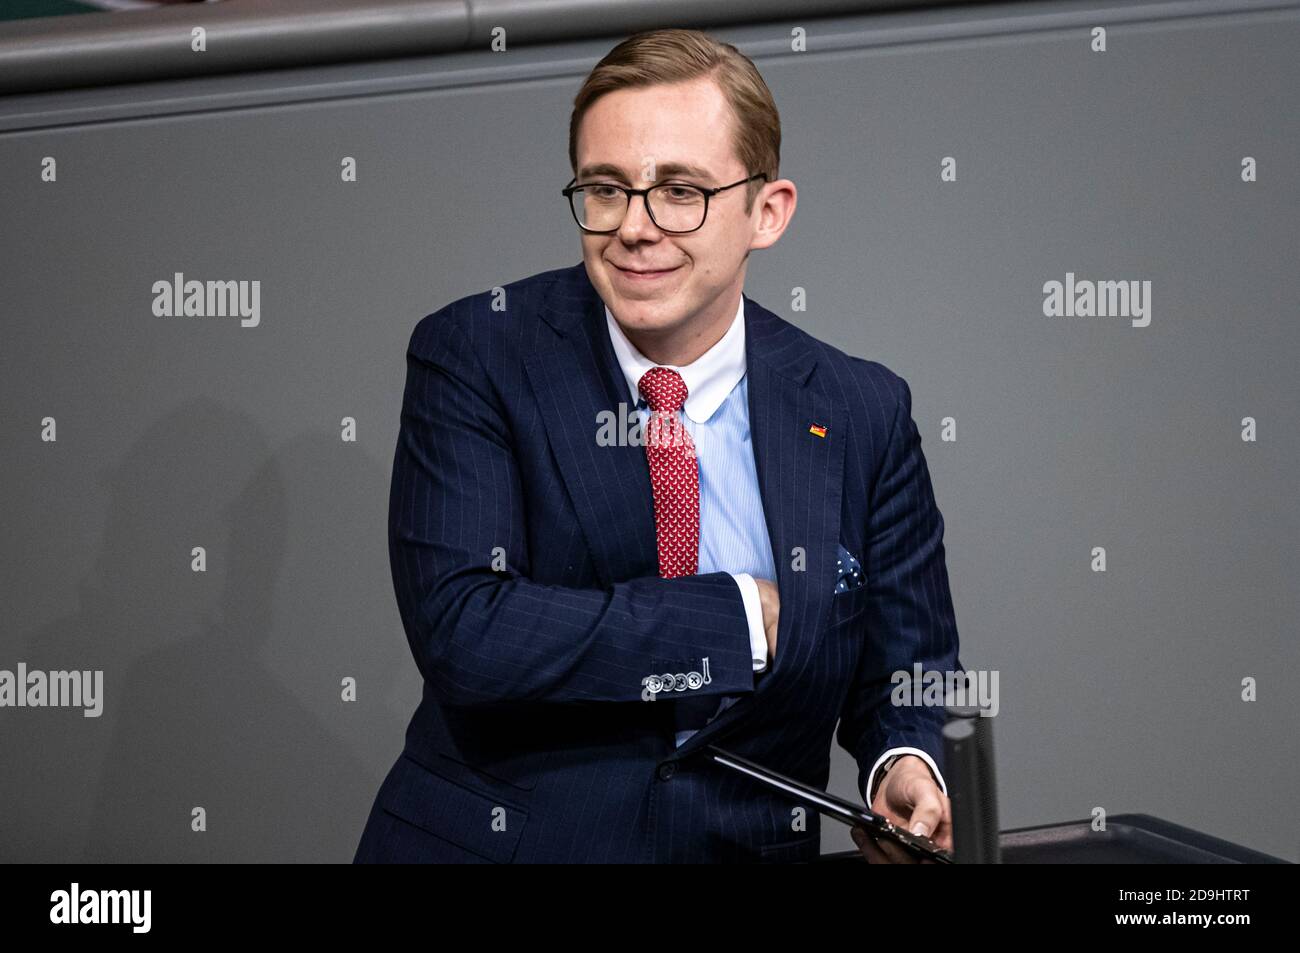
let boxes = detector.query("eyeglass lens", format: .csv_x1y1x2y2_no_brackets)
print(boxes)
572,185,706,232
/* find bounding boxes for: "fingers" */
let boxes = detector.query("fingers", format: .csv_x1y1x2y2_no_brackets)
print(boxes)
851,826,918,864
851,827,889,864
932,795,955,852
861,839,890,864
868,800,918,863
873,832,915,863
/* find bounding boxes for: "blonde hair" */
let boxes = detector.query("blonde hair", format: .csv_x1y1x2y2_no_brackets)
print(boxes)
568,29,780,213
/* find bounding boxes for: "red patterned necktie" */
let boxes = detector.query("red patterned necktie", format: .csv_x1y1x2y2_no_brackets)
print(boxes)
637,366,699,579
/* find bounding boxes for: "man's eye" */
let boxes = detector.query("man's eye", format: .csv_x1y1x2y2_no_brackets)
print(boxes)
658,185,703,201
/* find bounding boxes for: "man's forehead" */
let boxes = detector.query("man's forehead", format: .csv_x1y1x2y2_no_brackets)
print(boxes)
575,79,737,182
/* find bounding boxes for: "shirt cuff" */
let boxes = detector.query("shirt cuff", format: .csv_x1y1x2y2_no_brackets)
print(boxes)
864,746,948,804
729,572,768,672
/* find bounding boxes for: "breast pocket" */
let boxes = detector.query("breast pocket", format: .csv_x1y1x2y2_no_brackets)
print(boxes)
828,541,869,629
827,580,870,629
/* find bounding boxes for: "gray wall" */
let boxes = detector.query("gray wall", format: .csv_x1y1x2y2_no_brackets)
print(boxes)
1,0,1296,862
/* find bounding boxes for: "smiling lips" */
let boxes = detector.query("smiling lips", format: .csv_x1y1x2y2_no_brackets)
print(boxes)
614,263,681,280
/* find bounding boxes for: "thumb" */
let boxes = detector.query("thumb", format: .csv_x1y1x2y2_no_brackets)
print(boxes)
906,787,944,838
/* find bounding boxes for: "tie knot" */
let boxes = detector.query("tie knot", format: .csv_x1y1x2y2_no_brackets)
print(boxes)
638,366,688,414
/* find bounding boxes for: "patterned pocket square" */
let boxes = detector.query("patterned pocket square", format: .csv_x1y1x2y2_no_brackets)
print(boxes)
834,543,865,594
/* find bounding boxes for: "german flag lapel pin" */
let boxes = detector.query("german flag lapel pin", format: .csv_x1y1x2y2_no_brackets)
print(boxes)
808,423,828,438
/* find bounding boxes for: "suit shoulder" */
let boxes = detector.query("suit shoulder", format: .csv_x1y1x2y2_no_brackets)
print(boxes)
847,354,909,402
746,299,909,412
842,356,912,441
790,322,908,407
407,265,571,358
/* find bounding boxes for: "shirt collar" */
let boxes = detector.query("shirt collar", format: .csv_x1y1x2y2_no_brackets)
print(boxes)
604,295,746,424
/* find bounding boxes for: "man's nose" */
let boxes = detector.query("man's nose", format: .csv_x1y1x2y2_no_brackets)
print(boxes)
617,192,661,239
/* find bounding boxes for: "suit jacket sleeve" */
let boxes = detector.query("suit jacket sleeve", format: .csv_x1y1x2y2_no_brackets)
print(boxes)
836,370,962,798
387,309,757,708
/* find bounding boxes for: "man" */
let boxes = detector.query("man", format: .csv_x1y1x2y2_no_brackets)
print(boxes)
354,28,961,864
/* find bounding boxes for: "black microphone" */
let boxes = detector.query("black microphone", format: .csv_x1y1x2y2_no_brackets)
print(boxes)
944,697,1001,863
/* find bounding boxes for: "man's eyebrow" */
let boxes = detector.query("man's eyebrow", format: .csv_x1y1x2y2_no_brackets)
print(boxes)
577,162,716,183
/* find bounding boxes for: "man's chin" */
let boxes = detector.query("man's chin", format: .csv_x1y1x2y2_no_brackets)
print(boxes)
606,297,688,333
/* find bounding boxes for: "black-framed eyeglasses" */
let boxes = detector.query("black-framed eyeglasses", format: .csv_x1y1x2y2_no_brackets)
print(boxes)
561,172,768,234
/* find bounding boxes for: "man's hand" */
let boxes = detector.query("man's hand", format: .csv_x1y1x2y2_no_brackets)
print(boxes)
753,578,780,662
850,755,952,864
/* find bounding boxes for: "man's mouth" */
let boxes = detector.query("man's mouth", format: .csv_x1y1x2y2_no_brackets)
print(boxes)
613,263,681,281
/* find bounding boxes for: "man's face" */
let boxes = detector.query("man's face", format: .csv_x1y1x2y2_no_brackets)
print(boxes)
572,77,770,345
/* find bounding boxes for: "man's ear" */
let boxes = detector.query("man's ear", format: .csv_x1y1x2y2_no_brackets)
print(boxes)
748,178,796,252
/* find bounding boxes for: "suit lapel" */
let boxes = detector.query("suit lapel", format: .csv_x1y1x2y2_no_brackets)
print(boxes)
521,266,659,588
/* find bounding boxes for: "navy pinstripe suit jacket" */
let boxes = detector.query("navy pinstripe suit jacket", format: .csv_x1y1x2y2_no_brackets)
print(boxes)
353,261,961,863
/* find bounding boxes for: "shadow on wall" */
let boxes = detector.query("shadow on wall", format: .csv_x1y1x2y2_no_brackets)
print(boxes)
2,396,411,861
